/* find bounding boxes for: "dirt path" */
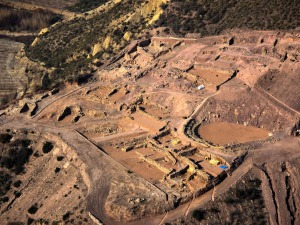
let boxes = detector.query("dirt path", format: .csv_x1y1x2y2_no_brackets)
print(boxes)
190,90,220,119
2,85,298,225
3,31,300,224
159,158,254,224
251,137,300,225
1,119,168,225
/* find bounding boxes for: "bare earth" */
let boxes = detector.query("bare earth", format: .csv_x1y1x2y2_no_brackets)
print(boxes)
198,122,270,145
0,30,300,225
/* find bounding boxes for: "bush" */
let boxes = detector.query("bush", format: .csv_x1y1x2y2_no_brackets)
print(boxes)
26,0,147,89
63,211,72,221
28,203,39,214
0,133,12,144
13,180,22,188
1,139,33,174
42,142,54,154
0,196,9,203
192,209,206,221
0,172,12,197
224,197,236,204
54,167,61,173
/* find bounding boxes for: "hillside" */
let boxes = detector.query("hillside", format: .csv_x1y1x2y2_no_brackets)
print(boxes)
22,0,299,93
9,0,77,10
1,30,300,225
0,1,300,224
25,0,166,91
156,0,300,36
0,3,62,32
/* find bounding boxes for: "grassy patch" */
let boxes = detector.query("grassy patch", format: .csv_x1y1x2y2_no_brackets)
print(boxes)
156,0,300,36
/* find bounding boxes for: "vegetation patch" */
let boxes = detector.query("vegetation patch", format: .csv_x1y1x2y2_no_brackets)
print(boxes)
62,211,72,221
170,171,267,225
42,141,54,154
13,180,22,188
26,0,148,90
27,203,39,214
192,209,206,221
0,133,13,144
0,139,33,174
156,0,300,36
0,4,62,32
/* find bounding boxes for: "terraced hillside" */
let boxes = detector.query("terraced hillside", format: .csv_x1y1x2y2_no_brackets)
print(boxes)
0,39,25,105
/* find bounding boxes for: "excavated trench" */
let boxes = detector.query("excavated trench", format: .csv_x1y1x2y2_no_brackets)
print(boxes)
261,164,279,225
284,163,297,225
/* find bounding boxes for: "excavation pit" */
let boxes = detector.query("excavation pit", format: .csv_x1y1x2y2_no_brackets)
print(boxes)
132,111,166,134
103,146,167,183
199,160,224,177
188,66,233,87
139,104,170,120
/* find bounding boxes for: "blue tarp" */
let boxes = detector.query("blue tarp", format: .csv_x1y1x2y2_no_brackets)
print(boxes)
219,165,228,170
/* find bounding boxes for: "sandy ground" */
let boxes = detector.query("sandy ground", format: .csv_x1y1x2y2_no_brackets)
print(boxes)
198,122,270,145
188,67,232,86
104,146,166,183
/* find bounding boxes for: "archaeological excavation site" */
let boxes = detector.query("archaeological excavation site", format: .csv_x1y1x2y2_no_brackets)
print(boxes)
0,0,299,224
